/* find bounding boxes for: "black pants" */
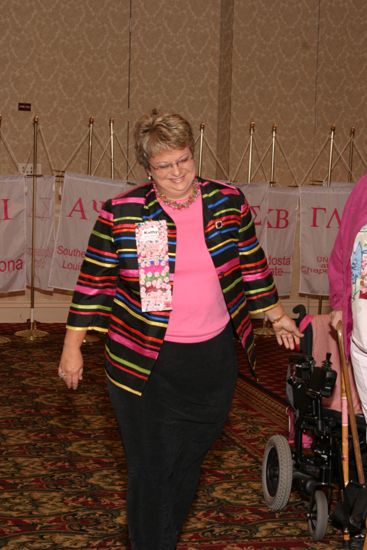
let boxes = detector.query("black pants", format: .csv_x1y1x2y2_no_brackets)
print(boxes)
108,322,238,550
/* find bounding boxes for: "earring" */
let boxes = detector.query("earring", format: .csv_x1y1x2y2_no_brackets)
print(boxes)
148,174,152,181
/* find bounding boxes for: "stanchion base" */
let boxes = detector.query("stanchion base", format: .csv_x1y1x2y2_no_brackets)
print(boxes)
254,320,274,338
82,333,100,344
0,336,10,345
254,327,274,338
15,328,49,340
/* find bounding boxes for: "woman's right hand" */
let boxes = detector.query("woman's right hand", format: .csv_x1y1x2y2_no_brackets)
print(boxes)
58,348,84,390
58,329,86,390
330,309,342,330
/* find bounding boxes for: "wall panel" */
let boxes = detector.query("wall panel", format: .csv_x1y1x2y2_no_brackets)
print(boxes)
314,0,367,181
230,0,319,185
0,0,130,176
1,0,367,322
127,0,222,178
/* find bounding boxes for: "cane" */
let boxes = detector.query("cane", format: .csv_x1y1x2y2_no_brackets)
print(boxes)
340,352,350,545
336,322,367,549
341,368,349,485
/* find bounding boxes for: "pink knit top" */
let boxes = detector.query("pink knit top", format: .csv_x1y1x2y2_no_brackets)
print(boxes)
159,192,230,343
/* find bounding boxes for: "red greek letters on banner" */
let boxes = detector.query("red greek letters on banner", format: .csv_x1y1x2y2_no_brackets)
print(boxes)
299,183,354,296
266,187,298,297
0,176,26,293
237,182,269,252
26,176,55,291
237,182,297,296
49,173,129,291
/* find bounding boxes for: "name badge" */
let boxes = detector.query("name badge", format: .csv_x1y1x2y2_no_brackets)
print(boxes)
136,220,172,312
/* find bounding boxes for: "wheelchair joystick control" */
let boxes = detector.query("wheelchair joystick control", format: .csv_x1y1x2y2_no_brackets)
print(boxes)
320,353,337,398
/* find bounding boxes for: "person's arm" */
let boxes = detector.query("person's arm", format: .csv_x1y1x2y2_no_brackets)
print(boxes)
59,198,119,389
327,215,345,331
237,191,302,349
67,198,119,332
328,227,344,311
264,304,302,349
58,328,86,390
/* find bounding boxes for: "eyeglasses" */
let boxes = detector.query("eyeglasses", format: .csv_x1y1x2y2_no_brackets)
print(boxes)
149,154,193,174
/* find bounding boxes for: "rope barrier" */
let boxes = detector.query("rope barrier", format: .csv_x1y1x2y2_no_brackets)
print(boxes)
1,115,365,186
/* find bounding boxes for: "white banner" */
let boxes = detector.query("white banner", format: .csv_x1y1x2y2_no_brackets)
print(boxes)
237,182,298,296
266,187,299,296
26,176,56,291
237,181,269,251
49,173,129,291
0,176,27,293
299,183,354,295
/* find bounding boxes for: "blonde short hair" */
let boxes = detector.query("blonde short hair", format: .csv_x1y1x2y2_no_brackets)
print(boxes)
134,110,195,169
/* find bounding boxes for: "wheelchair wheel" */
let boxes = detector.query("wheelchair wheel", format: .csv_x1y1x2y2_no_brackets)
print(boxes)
262,434,293,510
308,490,328,541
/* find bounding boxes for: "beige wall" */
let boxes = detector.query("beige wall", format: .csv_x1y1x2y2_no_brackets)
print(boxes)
1,0,130,176
1,0,366,321
128,0,222,178
2,0,366,180
230,0,367,185
230,0,318,184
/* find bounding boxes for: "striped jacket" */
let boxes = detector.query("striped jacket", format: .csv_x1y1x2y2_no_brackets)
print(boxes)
67,178,279,396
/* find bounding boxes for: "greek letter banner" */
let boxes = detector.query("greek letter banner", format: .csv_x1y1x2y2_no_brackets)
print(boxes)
49,173,129,291
237,183,298,296
26,176,55,291
299,183,354,295
237,182,269,251
266,187,298,296
0,176,26,293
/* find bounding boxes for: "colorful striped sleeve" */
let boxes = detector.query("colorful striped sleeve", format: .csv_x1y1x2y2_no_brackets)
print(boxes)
67,199,119,332
238,192,279,313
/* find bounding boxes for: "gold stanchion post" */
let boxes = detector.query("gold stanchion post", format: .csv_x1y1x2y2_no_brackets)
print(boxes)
0,116,19,342
87,116,94,175
327,125,335,186
15,116,48,340
254,317,275,338
0,116,11,344
270,123,277,186
348,127,355,183
110,118,115,180
83,116,99,344
198,123,205,178
254,123,277,338
316,126,336,316
247,122,255,184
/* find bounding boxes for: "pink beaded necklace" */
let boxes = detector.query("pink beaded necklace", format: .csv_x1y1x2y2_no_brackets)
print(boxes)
154,180,199,210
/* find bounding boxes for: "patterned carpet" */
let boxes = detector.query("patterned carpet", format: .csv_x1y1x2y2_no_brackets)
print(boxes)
0,325,346,549
239,330,290,404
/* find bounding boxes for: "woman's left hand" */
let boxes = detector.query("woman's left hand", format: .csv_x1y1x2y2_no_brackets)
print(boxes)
271,315,303,350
